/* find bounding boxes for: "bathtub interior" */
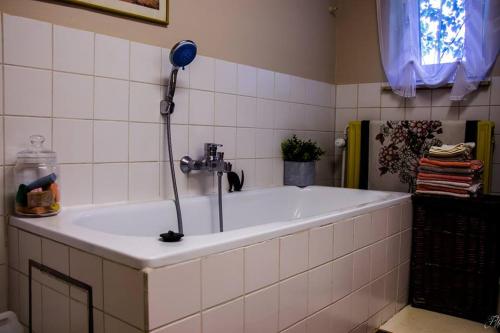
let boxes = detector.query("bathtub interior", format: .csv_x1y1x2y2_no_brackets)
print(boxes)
73,186,404,237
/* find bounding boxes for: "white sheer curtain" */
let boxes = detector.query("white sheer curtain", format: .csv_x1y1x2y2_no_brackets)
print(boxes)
377,0,500,100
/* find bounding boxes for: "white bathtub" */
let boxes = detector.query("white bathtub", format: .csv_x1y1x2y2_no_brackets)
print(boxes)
10,186,410,268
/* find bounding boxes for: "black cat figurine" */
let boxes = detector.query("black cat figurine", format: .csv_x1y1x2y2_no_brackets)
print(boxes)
227,170,244,192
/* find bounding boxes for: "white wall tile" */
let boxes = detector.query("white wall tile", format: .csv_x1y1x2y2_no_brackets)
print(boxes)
459,106,490,120
94,77,129,121
333,218,354,259
491,76,500,105
257,69,275,99
431,89,460,107
93,121,128,162
400,229,412,263
53,72,93,119
60,164,93,205
42,285,70,333
370,240,387,280
461,86,491,106
189,125,214,158
275,73,291,101
309,224,333,268
244,285,279,333
307,262,333,314
237,96,257,127
405,90,431,108
255,129,274,158
104,314,142,333
130,82,161,123
430,106,460,120
93,163,128,204
238,64,257,97
332,254,353,302
387,205,402,236
164,124,189,161
405,107,431,120
202,249,244,308
95,34,129,80
279,273,308,330
353,247,371,290
381,107,405,120
214,93,237,126
236,128,255,158
282,321,306,333
290,76,306,104
489,106,500,134
4,65,52,117
171,87,189,124
255,158,274,188
54,25,94,75
372,209,388,242
4,14,52,69
130,42,161,84
235,159,256,188
5,116,52,165
155,314,201,333
244,239,279,293
18,230,41,275
215,60,237,94
387,234,401,271
336,84,358,108
357,108,381,121
103,260,145,328
53,119,93,163
214,127,236,159
189,55,215,91
256,99,275,129
306,305,333,333
335,108,356,132
129,162,159,201
148,259,201,328
189,90,214,125
280,231,308,279
381,90,404,108
358,83,381,108
70,248,104,310
203,298,244,333
130,122,160,161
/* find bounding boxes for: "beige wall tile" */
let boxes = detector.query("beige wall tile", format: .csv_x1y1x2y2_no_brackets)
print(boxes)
202,298,244,333
244,239,279,293
244,285,279,333
280,231,309,280
201,248,244,309
308,224,334,268
279,272,308,330
148,259,201,328
70,248,104,310
103,260,145,329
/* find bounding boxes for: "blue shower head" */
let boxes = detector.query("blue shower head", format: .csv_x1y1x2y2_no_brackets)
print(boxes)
170,40,197,69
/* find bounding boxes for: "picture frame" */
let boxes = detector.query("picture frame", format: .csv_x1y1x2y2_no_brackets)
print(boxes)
57,0,168,24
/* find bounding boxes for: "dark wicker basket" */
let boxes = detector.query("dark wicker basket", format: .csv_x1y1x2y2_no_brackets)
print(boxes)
410,194,500,323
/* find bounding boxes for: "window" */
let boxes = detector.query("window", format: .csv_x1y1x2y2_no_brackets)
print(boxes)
419,0,465,65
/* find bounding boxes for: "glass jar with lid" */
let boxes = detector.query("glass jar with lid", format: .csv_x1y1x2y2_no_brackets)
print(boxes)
14,135,61,217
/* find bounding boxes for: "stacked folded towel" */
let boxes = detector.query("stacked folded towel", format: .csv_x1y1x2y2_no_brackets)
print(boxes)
415,143,483,198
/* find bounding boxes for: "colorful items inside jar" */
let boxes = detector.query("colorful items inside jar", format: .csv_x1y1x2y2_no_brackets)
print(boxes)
15,173,60,215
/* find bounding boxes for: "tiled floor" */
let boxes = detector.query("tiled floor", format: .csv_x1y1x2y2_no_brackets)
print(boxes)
380,306,497,333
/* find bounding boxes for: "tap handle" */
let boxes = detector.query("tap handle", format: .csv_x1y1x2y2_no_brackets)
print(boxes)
205,143,223,159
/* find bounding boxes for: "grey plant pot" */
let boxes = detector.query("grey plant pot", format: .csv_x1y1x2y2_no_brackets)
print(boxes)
284,161,316,187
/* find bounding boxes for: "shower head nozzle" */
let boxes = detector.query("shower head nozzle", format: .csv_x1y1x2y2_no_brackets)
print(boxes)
170,40,197,69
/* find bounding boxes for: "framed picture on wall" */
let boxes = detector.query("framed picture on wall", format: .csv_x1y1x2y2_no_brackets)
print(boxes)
57,0,168,24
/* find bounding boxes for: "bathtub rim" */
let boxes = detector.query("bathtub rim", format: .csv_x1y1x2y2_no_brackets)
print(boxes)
10,186,411,269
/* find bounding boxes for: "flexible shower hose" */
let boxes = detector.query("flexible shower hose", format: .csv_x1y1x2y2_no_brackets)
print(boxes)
165,112,183,234
218,171,224,232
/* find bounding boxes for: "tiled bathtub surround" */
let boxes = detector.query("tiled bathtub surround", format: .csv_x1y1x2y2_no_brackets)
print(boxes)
0,13,337,309
9,201,412,333
334,81,500,194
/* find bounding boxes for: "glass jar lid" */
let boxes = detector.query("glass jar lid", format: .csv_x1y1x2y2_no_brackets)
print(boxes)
16,135,57,164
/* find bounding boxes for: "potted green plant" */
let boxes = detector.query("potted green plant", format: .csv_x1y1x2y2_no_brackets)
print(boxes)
281,135,325,187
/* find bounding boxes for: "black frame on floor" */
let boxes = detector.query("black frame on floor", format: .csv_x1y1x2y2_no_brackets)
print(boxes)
28,259,94,333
